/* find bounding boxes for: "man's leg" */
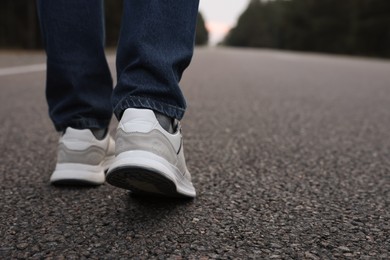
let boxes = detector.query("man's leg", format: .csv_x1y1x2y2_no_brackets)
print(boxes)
37,0,115,185
112,0,200,120
37,0,113,131
107,0,200,197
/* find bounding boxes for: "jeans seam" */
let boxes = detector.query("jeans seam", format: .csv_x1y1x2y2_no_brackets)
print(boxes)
54,117,111,131
113,95,185,120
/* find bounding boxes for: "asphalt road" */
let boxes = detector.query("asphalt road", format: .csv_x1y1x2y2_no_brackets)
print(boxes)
0,48,389,259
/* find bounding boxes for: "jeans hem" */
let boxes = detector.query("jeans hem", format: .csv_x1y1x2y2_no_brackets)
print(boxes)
113,95,185,120
53,117,112,132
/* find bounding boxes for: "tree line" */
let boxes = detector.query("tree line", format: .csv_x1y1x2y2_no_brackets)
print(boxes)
0,1,208,49
224,0,390,58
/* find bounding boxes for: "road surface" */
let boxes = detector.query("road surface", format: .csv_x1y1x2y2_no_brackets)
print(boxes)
0,48,389,259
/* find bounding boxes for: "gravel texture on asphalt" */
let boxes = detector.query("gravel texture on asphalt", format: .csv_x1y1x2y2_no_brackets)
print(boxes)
0,48,389,259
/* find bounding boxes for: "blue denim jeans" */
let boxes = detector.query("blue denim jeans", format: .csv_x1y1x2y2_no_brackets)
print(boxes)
37,0,199,131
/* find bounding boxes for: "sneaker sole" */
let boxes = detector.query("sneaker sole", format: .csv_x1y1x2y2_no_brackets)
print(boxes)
50,157,114,186
50,169,105,186
106,151,196,198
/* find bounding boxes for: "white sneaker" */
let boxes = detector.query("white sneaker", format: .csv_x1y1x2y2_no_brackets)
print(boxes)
50,127,115,185
106,108,196,198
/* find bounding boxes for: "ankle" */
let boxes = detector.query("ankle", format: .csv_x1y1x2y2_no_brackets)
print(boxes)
90,128,108,140
153,111,176,134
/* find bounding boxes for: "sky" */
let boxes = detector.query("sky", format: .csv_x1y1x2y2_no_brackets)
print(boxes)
199,0,250,45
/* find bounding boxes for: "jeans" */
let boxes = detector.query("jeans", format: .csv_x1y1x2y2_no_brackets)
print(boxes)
37,0,199,131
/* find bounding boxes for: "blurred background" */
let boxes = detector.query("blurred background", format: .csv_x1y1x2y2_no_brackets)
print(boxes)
0,0,389,58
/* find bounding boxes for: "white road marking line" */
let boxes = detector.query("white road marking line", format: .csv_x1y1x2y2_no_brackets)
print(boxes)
0,63,46,76
0,55,115,77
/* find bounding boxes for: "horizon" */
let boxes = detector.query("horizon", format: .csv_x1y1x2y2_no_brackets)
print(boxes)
199,0,250,45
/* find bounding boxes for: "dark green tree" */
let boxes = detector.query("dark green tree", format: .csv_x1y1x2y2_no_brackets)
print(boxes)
224,0,390,58
195,12,209,45
0,1,41,49
355,0,390,57
104,0,123,47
